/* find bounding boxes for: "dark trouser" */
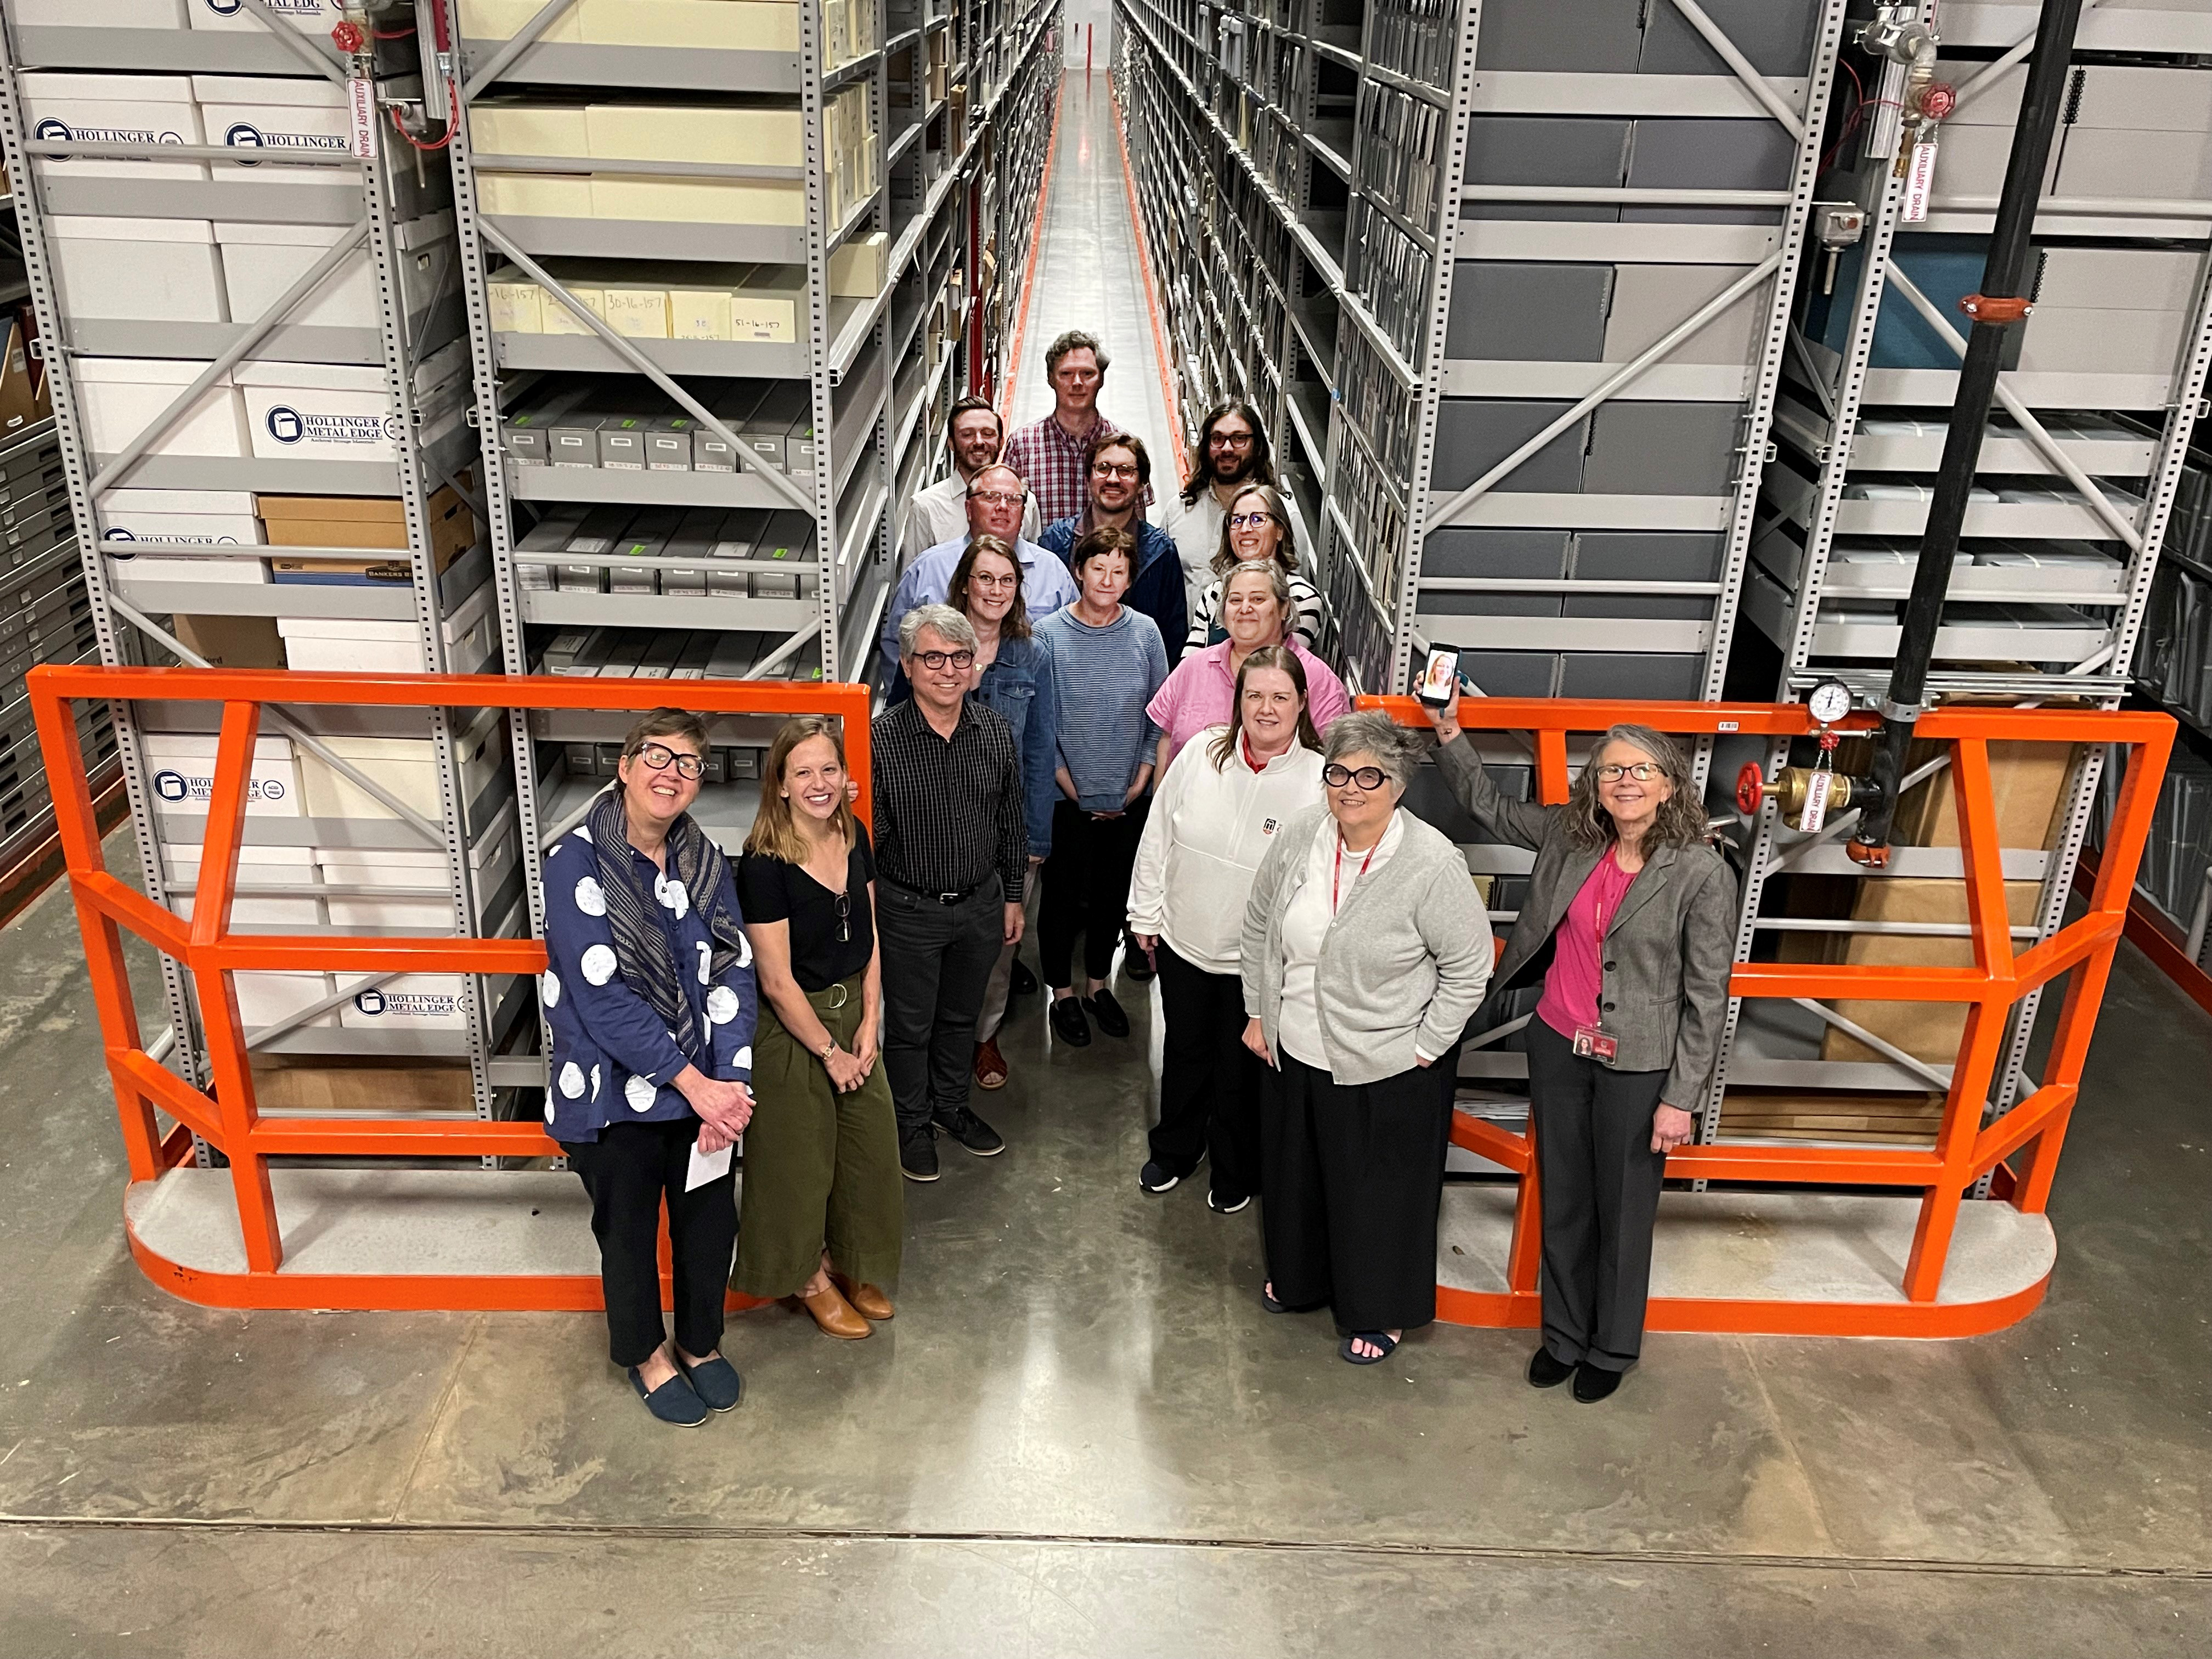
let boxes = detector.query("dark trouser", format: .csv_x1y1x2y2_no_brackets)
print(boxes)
1525,1018,1669,1372
1260,1048,1459,1334
1149,941,1261,1198
731,974,905,1297
563,1117,737,1369
877,874,1004,1135
1038,798,1143,988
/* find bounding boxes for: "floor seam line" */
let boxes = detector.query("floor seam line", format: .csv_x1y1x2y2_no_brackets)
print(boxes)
382,1313,483,1525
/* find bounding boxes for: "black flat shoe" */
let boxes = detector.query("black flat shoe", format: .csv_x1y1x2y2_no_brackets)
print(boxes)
1048,995,1091,1047
1086,989,1131,1038
1572,1362,1624,1403
1122,947,1155,983
1527,1347,1575,1389
1009,956,1039,997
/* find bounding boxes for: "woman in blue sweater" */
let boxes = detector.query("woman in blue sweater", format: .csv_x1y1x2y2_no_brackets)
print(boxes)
1033,526,1169,1046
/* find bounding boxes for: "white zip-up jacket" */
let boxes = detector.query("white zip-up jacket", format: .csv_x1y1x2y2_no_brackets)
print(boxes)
1126,726,1325,974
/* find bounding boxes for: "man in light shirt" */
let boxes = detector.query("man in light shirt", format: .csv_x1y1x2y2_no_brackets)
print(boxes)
901,394,1040,570
1161,399,1313,617
879,463,1076,668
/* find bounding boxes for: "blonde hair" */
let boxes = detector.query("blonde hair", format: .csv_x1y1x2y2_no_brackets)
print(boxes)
745,716,856,865
1211,483,1293,575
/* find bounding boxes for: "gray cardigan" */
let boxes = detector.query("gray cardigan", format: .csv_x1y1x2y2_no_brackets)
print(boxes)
1240,805,1492,1086
1434,733,1737,1109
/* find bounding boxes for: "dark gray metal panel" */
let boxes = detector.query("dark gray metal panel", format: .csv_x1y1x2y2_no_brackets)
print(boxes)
1421,527,1570,615
1583,402,1743,495
1567,531,1725,618
1445,263,1614,362
1559,651,1706,698
1445,648,1560,697
1471,0,1645,71
1462,117,1630,222
1622,119,1797,223
1432,400,1589,494
1636,0,1824,76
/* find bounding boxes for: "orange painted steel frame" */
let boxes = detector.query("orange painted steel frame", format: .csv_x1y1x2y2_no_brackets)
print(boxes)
30,665,873,1312
1362,695,2175,1338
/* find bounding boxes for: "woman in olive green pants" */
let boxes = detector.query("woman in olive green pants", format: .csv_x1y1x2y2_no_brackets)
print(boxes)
732,717,903,1336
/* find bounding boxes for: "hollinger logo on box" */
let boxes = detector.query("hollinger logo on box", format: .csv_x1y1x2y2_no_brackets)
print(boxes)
35,116,186,149
224,120,347,167
205,0,328,13
153,770,190,803
354,986,459,1020
266,406,402,447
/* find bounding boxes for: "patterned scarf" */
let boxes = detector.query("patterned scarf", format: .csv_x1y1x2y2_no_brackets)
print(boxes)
585,786,749,1056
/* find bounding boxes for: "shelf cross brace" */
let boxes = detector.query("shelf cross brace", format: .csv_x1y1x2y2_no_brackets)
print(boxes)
462,0,585,104
1665,0,1805,139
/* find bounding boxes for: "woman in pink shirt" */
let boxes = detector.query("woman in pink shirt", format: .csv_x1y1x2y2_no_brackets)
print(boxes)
1147,560,1351,773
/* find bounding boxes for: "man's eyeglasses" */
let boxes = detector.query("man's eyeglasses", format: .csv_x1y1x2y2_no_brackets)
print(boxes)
1210,431,1255,448
1228,511,1279,528
1092,461,1140,479
631,743,705,780
1596,762,1663,782
1323,764,1389,791
968,488,1025,507
912,648,977,671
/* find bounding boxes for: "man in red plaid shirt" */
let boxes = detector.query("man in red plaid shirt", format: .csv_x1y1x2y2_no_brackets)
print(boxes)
1003,330,1147,526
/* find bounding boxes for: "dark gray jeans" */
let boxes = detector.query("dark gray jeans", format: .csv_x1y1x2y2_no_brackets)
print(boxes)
876,874,1004,1135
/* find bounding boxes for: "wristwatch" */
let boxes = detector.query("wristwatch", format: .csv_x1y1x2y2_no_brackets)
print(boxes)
819,1037,839,1062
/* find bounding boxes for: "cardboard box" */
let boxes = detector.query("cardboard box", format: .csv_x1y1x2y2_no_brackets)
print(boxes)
50,216,227,323
585,102,804,167
488,268,545,333
188,0,347,34
229,970,339,1030
588,176,807,227
76,357,249,460
20,71,206,180
103,487,261,548
294,712,505,821
163,843,321,925
216,217,445,332
315,830,520,928
263,487,475,584
278,596,496,674
1884,735,2077,851
731,267,803,341
577,0,799,51
237,360,402,463
455,0,584,41
249,1057,476,1113
1820,877,2042,1064
467,101,590,158
476,173,594,217
601,285,672,338
338,974,472,1031
140,732,303,816
16,0,185,21
193,75,352,190
174,613,285,669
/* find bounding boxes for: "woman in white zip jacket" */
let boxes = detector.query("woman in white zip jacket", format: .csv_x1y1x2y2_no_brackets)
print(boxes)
1127,645,1325,1211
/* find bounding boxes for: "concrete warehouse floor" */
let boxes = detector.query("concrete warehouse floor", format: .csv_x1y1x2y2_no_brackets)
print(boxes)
3,75,2210,1658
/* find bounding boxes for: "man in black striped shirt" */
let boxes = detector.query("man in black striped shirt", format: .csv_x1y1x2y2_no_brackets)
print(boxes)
873,603,1028,1181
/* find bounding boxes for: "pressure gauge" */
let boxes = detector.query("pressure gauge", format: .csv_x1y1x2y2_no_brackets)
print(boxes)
1807,678,1854,726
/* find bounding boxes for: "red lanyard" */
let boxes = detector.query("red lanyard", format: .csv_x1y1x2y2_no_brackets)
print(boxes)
1332,833,1379,911
1242,730,1263,772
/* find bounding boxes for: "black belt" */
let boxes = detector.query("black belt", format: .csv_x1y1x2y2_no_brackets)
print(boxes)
886,874,990,906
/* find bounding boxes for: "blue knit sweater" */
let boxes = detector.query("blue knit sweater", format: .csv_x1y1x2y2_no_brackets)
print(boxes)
1034,605,1169,810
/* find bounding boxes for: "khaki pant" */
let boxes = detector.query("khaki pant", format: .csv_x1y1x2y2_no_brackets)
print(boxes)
975,866,1039,1043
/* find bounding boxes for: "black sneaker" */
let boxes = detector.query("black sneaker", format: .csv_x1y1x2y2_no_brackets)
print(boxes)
1139,1160,1182,1194
1206,1190,1250,1214
900,1124,940,1182
1049,995,1091,1047
1086,988,1132,1039
933,1102,1006,1156
1009,956,1039,997
1122,944,1156,983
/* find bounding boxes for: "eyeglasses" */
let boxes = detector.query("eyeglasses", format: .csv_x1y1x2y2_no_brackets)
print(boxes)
1209,431,1255,448
1092,461,1140,479
1596,762,1664,782
912,648,977,670
968,489,1025,507
632,742,704,780
1323,764,1389,791
833,889,851,944
967,571,1019,590
1228,511,1279,528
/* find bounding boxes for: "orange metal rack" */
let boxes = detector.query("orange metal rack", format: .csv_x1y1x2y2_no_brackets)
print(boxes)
1362,695,2175,1339
29,668,2175,1332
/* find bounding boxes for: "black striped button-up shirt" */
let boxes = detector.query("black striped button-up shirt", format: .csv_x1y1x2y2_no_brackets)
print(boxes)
871,697,1028,899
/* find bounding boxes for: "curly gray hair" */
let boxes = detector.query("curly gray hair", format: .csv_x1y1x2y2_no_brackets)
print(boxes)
1323,711,1423,792
899,603,978,658
1561,723,1707,850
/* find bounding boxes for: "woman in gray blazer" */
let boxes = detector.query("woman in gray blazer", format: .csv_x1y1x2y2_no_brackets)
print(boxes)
1240,712,1492,1365
1431,697,1735,1403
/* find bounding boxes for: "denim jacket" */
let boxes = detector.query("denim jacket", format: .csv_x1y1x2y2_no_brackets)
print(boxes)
891,632,1059,860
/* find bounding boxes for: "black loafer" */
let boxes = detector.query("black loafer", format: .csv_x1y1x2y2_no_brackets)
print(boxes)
1572,1361,1624,1403
676,1352,743,1413
1086,989,1131,1039
1049,995,1091,1047
1122,947,1155,983
628,1365,708,1427
1527,1347,1575,1389
1010,957,1039,997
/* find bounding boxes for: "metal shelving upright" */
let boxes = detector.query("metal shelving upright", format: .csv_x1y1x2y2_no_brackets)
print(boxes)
0,5,520,1132
447,0,1059,1101
1708,0,2212,1158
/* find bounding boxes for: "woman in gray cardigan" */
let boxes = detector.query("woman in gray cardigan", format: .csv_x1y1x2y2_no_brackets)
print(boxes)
1431,696,1735,1403
1240,712,1491,1365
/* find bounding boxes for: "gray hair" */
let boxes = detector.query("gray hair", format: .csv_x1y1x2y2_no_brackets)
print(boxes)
1220,557,1292,622
1562,723,1707,850
967,462,1026,498
1323,711,1421,791
1046,329,1110,376
899,603,978,658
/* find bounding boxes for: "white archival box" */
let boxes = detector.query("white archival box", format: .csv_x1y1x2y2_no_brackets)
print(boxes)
19,72,206,180
49,216,228,323
76,358,251,461
140,732,304,817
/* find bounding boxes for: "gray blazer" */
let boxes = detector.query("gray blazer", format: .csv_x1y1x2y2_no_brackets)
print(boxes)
1434,735,1736,1109
1240,805,1492,1086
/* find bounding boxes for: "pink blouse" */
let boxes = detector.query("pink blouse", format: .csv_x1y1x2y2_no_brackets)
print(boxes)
1144,637,1353,768
1536,848,1640,1042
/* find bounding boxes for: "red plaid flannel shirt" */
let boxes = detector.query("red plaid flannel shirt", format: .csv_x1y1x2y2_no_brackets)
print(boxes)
1003,408,1152,527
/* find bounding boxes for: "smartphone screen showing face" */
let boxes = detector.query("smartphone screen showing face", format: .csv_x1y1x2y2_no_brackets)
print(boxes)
1417,647,1460,706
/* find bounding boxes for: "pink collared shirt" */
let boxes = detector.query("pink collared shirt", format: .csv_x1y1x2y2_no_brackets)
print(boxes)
1144,636,1353,769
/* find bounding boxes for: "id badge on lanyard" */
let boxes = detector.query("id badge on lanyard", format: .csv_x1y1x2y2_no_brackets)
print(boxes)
1572,881,1618,1062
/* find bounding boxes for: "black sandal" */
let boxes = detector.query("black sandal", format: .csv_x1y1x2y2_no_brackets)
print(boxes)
1340,1331,1400,1365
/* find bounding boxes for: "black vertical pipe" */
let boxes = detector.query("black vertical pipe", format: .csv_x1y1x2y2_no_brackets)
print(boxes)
1850,0,2082,862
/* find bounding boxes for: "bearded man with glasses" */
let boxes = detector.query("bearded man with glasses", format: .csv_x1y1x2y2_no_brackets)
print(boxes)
870,605,1029,1181
879,462,1076,673
1163,400,1313,618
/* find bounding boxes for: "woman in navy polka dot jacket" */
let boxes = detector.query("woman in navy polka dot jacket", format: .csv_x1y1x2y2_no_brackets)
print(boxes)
542,708,759,1427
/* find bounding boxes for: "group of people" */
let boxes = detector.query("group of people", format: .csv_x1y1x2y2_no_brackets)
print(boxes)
543,331,1738,1427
